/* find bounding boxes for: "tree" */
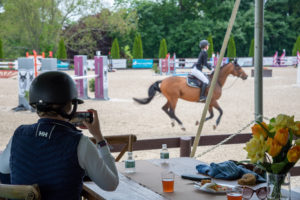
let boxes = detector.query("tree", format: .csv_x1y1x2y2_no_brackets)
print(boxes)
207,35,214,58
292,36,300,56
63,8,137,58
248,38,254,57
0,0,102,58
111,38,120,59
56,38,67,59
227,36,236,59
158,38,168,58
0,38,3,59
132,33,143,59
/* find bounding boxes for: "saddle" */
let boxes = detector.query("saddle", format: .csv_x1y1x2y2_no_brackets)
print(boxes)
186,74,210,88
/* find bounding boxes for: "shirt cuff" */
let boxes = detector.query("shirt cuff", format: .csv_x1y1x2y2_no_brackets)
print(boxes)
97,144,111,157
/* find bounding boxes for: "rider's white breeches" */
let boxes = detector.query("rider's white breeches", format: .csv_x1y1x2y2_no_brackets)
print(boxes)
191,67,209,84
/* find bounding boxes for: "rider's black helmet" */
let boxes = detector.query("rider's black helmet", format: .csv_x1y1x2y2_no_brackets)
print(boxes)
199,40,209,49
29,71,83,119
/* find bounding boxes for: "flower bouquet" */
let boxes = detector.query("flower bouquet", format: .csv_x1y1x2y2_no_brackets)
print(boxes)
244,114,300,199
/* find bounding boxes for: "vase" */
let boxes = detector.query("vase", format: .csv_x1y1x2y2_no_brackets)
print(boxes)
267,172,291,200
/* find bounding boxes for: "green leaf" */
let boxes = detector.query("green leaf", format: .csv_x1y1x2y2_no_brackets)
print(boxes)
271,160,288,174
256,162,272,172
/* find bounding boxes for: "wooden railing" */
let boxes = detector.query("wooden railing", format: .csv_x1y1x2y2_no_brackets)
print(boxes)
108,133,300,176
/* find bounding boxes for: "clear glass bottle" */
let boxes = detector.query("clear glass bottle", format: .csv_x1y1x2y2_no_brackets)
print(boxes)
160,144,169,160
125,151,135,173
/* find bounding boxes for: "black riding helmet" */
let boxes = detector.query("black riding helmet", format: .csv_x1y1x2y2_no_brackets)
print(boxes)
199,40,209,49
29,71,83,120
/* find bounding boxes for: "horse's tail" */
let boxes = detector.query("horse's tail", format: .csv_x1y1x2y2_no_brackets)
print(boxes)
133,80,162,104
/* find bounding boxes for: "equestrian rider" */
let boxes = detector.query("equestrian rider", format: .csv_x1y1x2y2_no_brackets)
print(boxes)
191,40,212,102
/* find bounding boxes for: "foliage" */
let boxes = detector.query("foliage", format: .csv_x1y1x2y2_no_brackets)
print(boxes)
244,114,300,174
132,33,143,59
0,0,102,58
89,79,95,92
248,38,254,57
292,36,300,56
123,45,133,59
158,38,168,58
1,0,300,58
227,36,236,59
207,35,214,59
111,38,120,59
63,8,137,58
152,63,159,74
56,39,67,59
0,37,3,58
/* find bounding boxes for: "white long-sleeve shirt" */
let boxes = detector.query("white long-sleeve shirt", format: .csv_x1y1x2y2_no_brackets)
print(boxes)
0,135,119,191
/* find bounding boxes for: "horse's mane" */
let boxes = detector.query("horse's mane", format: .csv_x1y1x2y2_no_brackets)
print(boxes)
209,63,228,78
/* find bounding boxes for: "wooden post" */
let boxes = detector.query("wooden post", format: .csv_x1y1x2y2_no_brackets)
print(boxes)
180,137,191,157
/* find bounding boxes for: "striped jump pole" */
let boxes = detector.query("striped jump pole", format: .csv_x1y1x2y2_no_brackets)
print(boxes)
74,55,88,99
74,55,109,100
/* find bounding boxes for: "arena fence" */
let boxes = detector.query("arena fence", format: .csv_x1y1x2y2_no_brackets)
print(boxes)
108,134,300,176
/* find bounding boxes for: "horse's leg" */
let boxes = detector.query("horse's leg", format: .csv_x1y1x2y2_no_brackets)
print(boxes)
169,109,185,131
213,101,223,129
169,99,186,131
161,101,175,127
195,106,214,126
205,106,214,121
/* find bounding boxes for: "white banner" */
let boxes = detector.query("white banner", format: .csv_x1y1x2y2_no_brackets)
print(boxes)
237,57,253,67
112,59,127,69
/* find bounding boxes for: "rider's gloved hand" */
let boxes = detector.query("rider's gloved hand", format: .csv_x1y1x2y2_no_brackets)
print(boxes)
207,64,212,71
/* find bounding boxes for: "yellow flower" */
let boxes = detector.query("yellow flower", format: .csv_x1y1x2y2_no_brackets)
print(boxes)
268,139,282,157
251,122,268,138
244,134,268,163
274,128,289,146
295,121,300,137
287,146,300,163
270,114,297,132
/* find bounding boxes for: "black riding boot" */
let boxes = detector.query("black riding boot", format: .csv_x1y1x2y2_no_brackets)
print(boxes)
199,83,208,102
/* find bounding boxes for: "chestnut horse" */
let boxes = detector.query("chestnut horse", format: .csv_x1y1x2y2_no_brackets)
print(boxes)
133,61,248,130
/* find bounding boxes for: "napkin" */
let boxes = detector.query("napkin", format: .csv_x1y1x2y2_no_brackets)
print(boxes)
196,161,266,183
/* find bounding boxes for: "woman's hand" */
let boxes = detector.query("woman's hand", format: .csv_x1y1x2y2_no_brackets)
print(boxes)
82,109,104,143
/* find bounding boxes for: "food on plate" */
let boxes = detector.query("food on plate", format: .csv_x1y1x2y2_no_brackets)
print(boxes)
238,173,256,186
207,183,229,192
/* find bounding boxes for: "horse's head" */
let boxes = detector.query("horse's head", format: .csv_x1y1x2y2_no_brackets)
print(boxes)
230,59,248,80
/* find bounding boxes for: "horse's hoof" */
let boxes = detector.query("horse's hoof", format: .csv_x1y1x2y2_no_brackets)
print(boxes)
171,122,175,127
213,125,217,130
195,121,199,126
181,127,186,131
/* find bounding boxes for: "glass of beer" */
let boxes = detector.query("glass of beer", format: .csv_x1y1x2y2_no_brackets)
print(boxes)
226,187,242,200
161,171,175,193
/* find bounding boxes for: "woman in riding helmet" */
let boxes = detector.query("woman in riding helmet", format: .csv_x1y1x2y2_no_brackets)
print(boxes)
191,39,212,102
0,71,119,199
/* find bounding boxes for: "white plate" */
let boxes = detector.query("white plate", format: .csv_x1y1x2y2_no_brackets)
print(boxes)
194,183,232,194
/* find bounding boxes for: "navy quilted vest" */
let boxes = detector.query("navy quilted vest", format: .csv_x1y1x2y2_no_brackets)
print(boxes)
10,118,85,200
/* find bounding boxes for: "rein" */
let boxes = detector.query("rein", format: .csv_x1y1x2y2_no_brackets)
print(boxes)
222,76,239,90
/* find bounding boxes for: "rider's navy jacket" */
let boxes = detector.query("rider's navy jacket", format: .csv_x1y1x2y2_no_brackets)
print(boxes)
10,118,85,200
196,50,212,71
